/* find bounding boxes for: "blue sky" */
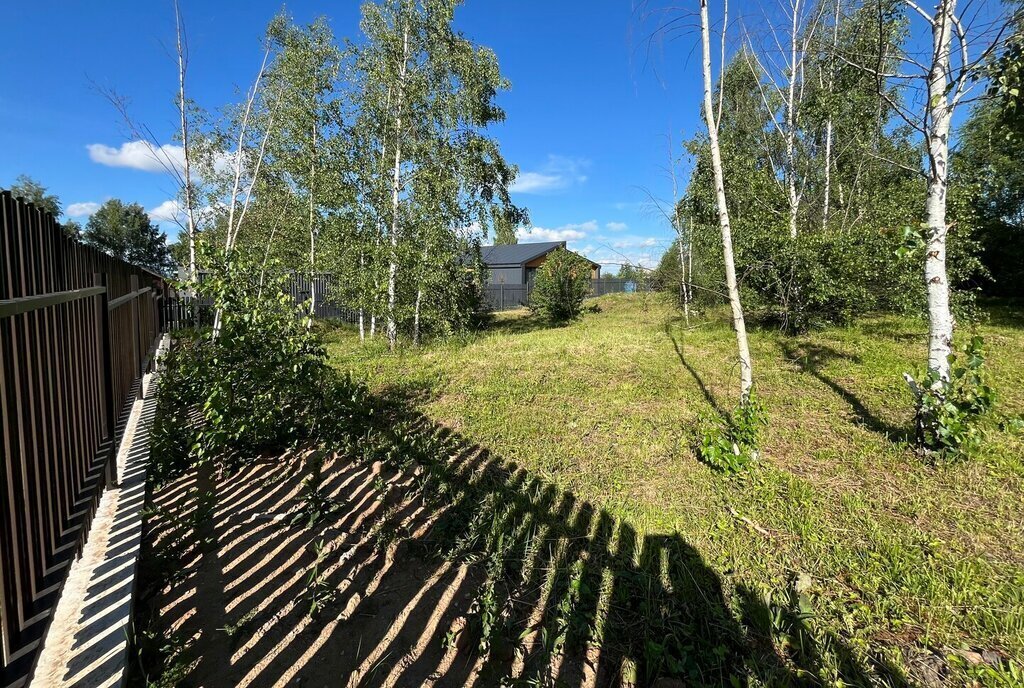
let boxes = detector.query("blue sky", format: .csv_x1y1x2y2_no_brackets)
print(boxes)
0,1,993,270
1,0,736,272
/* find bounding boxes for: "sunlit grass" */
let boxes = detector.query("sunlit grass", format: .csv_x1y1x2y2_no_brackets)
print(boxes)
325,293,1024,682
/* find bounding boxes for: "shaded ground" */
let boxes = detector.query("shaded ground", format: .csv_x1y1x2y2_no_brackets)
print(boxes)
135,400,906,688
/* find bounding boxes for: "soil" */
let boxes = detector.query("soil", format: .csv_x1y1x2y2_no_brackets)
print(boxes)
135,452,606,687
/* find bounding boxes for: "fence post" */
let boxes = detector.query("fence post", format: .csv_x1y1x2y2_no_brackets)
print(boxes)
94,273,116,487
129,275,142,399
500,283,505,311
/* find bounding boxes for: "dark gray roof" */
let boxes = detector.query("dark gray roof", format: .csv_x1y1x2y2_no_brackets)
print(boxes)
479,241,566,266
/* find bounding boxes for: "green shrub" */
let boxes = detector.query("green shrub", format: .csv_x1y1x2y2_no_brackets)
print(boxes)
150,332,210,487
150,246,371,479
906,335,995,462
698,393,766,474
672,211,983,333
530,247,592,323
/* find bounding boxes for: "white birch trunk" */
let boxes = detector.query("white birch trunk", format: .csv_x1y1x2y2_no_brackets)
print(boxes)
678,236,689,325
413,287,422,346
823,118,833,227
358,250,366,342
923,0,956,381
701,0,754,401
822,0,841,229
370,84,392,347
785,0,802,239
174,3,198,284
213,51,270,340
686,238,694,311
386,25,410,351
308,125,318,323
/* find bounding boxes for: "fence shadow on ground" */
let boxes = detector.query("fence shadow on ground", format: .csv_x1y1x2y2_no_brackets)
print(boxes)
133,393,903,688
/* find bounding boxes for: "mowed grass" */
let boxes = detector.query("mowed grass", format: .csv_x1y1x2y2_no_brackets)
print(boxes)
325,294,1024,683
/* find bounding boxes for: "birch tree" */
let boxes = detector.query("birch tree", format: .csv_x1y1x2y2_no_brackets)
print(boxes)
98,0,203,282
820,0,842,227
844,0,1014,381
351,0,522,350
700,0,754,402
264,14,344,320
747,0,821,238
174,1,200,282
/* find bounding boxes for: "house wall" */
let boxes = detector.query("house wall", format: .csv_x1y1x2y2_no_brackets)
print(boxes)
485,250,599,285
487,266,523,285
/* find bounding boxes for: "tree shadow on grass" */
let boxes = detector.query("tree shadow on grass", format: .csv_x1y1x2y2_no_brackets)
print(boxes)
978,297,1024,330
778,341,911,444
663,322,729,422
134,386,911,687
484,309,555,336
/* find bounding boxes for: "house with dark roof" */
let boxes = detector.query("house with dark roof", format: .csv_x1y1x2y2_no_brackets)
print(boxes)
480,241,600,286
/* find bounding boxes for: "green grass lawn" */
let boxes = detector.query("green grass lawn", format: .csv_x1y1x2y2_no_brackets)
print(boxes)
324,294,1024,685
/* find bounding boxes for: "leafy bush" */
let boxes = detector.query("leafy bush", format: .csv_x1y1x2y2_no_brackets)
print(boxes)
530,247,592,323
150,247,371,481
150,333,210,486
906,335,995,462
698,393,766,474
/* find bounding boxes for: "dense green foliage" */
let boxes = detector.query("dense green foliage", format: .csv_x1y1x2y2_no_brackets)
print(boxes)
908,336,996,462
529,247,592,323
490,206,520,245
150,249,370,484
955,99,1024,297
176,2,525,346
83,199,174,273
4,174,81,237
985,1,1024,140
666,3,999,330
8,173,62,217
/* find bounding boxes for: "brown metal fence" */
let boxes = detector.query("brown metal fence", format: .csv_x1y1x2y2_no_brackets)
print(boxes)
0,191,167,688
482,278,645,312
168,271,361,326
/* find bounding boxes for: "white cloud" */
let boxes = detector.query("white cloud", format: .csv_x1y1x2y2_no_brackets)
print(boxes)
147,199,183,223
605,221,628,231
510,155,589,194
517,220,598,243
520,227,586,242
87,140,185,173
509,172,564,193
612,236,661,250
66,201,101,217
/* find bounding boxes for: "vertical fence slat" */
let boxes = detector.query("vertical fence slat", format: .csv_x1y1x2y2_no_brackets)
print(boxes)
0,192,167,687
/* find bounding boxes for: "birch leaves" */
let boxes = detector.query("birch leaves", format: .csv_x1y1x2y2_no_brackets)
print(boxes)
351,0,523,349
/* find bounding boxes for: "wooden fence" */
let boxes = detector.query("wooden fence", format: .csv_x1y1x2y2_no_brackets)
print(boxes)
482,278,644,312
0,192,167,688
172,274,645,323
166,271,361,327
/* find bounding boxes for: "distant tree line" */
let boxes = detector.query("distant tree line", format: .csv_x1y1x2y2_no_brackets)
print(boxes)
4,174,174,274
